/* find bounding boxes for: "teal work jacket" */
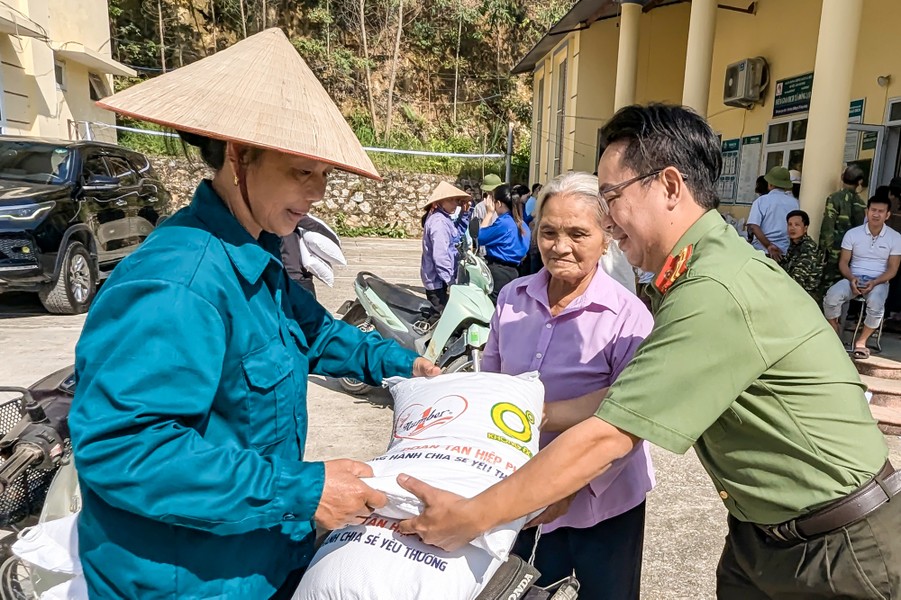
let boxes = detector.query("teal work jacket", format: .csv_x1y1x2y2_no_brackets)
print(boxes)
70,180,416,598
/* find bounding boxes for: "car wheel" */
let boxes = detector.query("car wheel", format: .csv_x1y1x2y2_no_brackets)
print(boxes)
339,304,376,395
38,242,96,315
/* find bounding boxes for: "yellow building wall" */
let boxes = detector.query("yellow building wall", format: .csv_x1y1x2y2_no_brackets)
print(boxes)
633,3,690,107
545,3,691,179
530,32,580,185
529,0,901,201
1,0,116,140
705,0,901,219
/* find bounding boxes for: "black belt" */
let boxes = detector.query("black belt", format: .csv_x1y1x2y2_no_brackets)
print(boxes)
486,257,520,268
759,461,899,543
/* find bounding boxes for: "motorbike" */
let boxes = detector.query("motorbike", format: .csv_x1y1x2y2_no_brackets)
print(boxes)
0,367,77,599
337,220,495,394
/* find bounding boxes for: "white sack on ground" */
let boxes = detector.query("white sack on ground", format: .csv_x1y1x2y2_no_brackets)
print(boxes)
294,371,544,600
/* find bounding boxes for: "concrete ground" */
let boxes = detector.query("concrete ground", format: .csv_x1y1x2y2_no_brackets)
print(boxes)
1,237,899,599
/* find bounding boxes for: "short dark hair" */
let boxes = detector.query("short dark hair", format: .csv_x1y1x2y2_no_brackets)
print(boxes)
531,183,542,194
841,165,865,186
599,103,722,210
868,195,892,210
755,175,768,196
786,209,809,226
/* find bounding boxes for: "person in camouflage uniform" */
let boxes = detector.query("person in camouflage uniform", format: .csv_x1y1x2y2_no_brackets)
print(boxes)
781,210,820,299
818,165,866,296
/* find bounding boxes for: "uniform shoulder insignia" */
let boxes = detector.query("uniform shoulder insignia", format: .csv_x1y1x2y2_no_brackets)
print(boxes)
654,244,693,294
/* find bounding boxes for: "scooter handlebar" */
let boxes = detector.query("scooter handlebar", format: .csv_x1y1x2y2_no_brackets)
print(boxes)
0,443,44,495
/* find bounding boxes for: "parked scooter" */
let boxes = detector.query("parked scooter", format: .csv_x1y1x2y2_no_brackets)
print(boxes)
337,221,494,394
0,367,77,599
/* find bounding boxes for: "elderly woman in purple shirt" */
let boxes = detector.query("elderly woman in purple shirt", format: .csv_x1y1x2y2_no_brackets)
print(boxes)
482,171,654,599
420,182,471,312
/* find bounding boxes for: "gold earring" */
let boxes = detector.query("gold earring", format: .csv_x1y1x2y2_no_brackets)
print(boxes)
233,174,239,186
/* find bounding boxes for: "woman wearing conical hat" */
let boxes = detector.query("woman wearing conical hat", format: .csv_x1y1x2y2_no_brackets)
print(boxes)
420,181,471,312
68,28,440,599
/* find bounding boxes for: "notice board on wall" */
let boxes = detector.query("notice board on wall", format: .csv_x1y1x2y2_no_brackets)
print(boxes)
736,135,763,205
717,138,740,202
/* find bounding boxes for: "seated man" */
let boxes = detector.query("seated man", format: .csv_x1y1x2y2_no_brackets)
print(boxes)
780,209,820,299
823,195,901,357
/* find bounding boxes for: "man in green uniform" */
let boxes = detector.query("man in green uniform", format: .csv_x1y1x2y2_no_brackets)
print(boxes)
819,166,866,296
397,104,900,598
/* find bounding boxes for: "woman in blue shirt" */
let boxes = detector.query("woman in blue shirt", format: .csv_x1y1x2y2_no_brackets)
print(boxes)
478,184,530,302
69,29,439,600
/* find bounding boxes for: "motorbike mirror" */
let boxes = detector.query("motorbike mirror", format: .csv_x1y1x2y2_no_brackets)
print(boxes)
468,219,480,241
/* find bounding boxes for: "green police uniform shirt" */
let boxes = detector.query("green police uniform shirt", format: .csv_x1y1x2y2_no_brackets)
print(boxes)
596,209,887,525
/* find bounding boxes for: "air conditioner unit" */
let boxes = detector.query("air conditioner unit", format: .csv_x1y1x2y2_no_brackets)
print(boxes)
723,57,768,109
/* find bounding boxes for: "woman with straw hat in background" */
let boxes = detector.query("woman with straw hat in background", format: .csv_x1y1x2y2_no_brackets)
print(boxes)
68,28,440,599
420,181,472,312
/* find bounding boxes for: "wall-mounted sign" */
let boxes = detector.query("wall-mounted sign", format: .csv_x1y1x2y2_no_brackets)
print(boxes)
848,98,865,123
773,72,814,116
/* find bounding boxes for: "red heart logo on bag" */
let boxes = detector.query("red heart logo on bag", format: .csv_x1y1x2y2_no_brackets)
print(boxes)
393,395,469,439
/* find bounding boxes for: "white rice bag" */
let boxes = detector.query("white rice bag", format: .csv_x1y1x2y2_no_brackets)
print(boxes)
293,515,503,600
294,372,544,600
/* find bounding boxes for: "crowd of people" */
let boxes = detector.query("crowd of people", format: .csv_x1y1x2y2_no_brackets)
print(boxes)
744,165,901,357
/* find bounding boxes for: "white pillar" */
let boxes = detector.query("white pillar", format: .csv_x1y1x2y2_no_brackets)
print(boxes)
681,0,717,117
800,0,864,241
614,1,642,111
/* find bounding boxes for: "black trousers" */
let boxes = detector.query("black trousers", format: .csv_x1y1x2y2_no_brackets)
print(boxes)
487,261,520,304
716,497,901,599
426,284,449,313
511,501,646,600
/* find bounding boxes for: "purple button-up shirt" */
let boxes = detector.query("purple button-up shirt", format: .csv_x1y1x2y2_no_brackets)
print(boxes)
482,266,655,532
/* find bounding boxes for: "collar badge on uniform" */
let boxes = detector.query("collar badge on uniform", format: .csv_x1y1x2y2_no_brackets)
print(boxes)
654,244,693,294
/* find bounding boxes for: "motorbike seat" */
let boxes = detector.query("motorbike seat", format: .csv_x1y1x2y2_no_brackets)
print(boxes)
363,275,434,318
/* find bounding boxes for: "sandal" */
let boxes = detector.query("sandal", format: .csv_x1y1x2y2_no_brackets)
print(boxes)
851,347,870,360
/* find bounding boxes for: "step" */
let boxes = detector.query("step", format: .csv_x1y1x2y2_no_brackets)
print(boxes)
853,355,901,380
870,405,901,436
859,375,901,410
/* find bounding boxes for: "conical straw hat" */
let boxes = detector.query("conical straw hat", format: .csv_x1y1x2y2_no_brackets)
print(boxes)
421,181,470,210
97,28,379,180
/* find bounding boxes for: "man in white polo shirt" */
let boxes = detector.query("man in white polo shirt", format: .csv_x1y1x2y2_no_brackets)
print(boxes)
823,194,901,358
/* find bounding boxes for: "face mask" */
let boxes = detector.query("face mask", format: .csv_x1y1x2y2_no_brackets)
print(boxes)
451,206,462,219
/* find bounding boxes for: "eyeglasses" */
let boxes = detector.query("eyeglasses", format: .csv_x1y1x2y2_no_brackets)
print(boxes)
598,169,664,211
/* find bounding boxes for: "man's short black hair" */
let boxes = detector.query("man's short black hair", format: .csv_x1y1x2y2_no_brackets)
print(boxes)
531,183,542,194
841,165,865,186
868,195,892,210
599,103,722,210
786,209,810,227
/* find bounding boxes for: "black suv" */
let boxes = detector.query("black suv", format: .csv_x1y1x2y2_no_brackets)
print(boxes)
0,136,171,314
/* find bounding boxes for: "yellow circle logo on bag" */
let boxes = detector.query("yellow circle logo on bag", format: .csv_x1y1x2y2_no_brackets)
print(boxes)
490,402,534,443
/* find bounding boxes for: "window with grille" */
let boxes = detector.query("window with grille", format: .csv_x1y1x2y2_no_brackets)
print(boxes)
553,61,567,176
534,76,544,180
